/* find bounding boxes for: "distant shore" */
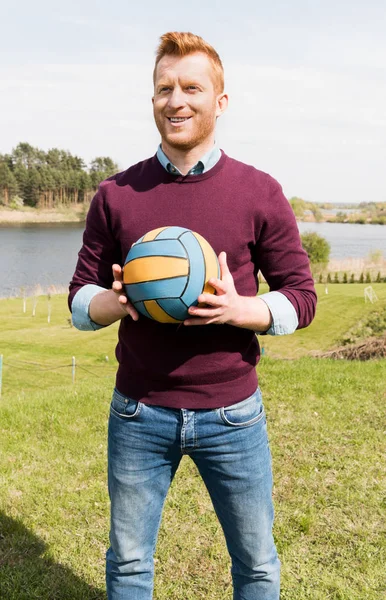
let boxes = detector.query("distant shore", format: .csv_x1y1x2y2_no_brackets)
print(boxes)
1,206,384,226
0,206,86,224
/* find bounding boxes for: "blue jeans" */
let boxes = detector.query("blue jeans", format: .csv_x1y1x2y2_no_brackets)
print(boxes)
106,387,280,600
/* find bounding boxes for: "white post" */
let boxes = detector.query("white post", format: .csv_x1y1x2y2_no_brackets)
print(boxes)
22,288,26,313
47,292,51,324
72,356,76,383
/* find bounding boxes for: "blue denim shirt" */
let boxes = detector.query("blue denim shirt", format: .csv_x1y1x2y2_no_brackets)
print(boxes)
72,145,298,335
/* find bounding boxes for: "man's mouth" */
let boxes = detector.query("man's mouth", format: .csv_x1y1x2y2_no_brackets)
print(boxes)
167,117,191,123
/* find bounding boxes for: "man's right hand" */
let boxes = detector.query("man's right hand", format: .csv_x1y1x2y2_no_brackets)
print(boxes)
89,264,139,326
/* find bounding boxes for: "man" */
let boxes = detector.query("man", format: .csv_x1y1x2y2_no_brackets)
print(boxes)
69,31,316,600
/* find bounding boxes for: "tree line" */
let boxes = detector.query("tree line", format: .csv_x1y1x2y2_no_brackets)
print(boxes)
0,142,119,209
290,196,386,225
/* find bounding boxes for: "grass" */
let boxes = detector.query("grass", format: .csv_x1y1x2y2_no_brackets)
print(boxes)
0,285,385,599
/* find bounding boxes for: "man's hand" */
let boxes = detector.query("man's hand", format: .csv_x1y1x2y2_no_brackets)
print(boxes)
89,264,139,326
184,252,272,332
111,264,139,320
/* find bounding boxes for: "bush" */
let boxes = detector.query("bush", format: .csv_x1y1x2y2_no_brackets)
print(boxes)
366,272,371,283
343,272,348,283
301,232,331,268
359,273,364,283
334,272,340,283
327,273,332,283
350,274,355,283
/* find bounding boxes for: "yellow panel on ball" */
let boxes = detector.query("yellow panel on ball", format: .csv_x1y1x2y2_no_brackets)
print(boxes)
192,232,220,295
123,256,189,285
142,226,170,242
143,300,181,324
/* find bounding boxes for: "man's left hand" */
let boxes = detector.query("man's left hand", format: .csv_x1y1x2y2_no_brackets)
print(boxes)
184,251,245,327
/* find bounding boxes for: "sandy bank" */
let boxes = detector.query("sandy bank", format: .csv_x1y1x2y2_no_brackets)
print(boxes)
0,207,85,224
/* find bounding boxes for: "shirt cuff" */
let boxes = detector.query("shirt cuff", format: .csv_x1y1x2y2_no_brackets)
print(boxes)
258,291,299,335
71,284,107,331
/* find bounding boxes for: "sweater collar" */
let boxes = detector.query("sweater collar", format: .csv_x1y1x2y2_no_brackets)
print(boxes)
156,144,221,176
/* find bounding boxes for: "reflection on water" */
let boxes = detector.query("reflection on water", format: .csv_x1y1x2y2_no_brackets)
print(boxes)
0,221,385,297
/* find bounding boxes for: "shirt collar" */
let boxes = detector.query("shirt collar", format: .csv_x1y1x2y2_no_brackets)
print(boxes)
156,144,221,176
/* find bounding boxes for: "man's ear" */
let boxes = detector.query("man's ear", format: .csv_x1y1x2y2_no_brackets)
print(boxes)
216,93,228,118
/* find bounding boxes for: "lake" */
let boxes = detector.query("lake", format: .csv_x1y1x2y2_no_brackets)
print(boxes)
0,221,385,298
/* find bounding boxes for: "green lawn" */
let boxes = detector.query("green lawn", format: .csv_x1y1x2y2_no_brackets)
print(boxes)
0,285,385,599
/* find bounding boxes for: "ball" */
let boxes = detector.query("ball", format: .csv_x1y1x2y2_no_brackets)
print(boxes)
123,226,220,323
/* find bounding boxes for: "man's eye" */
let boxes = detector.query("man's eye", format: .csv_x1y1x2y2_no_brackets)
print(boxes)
159,87,170,93
187,85,198,91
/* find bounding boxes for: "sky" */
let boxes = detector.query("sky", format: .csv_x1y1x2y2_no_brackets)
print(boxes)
1,0,385,204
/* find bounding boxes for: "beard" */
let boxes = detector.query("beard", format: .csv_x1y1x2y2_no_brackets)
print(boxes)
154,110,217,152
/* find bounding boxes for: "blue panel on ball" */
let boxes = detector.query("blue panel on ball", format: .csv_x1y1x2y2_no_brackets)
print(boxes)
125,276,188,303
125,239,187,264
157,298,190,321
179,232,205,308
155,226,190,240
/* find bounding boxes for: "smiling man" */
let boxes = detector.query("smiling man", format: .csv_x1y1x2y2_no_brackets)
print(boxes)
69,32,316,600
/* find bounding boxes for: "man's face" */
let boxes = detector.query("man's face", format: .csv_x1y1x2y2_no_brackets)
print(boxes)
153,52,227,152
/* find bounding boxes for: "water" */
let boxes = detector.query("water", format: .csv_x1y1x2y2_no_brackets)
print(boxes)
297,222,386,259
0,223,84,297
0,221,385,297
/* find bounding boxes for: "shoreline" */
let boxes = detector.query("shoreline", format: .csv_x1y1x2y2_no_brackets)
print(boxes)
0,207,384,226
0,207,85,224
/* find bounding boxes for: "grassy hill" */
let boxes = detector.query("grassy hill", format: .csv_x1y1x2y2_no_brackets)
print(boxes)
0,285,385,599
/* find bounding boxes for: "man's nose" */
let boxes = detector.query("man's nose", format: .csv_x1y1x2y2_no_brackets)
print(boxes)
167,87,186,109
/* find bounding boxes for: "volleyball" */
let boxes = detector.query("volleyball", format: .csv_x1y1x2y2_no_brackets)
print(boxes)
123,226,220,323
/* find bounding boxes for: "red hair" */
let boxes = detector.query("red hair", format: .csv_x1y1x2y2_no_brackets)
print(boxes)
154,32,224,93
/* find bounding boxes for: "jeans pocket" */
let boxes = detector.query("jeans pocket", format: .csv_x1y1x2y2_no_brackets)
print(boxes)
110,388,142,420
220,388,265,427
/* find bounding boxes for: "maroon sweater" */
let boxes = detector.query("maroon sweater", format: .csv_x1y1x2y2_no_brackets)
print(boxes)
69,152,316,409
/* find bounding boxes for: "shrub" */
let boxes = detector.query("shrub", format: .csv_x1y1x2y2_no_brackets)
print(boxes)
349,274,355,283
343,272,348,283
366,272,371,283
334,272,340,283
301,232,331,268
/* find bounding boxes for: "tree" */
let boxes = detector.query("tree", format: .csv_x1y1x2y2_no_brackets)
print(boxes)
300,232,331,269
0,160,18,205
289,197,307,219
0,143,119,209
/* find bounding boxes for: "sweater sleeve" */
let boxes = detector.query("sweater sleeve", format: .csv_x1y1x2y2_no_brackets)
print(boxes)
256,176,317,330
68,186,121,312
